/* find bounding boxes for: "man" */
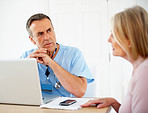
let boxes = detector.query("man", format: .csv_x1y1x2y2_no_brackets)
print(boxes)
21,13,94,98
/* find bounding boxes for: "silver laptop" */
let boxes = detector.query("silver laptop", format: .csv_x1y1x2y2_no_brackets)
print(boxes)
0,58,43,105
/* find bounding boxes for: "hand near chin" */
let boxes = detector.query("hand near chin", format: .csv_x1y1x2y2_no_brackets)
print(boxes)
27,48,51,65
81,98,113,109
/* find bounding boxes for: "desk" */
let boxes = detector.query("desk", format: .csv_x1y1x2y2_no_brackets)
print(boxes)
0,104,111,113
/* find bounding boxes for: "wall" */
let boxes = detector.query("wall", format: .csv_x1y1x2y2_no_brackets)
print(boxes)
48,0,110,98
0,0,49,59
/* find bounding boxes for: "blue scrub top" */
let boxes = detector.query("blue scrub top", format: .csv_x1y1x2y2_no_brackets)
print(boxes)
20,44,94,97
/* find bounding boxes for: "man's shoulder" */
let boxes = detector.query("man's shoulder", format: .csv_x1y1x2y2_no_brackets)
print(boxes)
21,48,37,58
24,48,37,54
59,44,80,53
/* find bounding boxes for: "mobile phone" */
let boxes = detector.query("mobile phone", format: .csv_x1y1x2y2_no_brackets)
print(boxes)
59,99,76,106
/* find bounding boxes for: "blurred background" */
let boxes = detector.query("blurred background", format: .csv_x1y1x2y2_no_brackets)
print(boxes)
0,0,147,112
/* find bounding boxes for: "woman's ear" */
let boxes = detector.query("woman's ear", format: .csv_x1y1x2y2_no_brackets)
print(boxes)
29,36,36,45
127,39,131,48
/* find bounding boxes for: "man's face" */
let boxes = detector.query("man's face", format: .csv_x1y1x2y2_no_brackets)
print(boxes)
29,18,56,52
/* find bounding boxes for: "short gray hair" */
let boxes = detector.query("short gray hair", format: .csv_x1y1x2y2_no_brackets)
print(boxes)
26,13,53,36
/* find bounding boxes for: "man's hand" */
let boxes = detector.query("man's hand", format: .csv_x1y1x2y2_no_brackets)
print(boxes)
27,48,51,65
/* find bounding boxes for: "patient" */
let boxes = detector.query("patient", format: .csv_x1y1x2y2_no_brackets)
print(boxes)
81,6,148,113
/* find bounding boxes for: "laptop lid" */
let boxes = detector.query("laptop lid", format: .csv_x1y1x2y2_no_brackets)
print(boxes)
0,58,43,105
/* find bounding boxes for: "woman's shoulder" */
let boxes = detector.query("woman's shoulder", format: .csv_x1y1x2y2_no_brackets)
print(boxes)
133,58,148,84
137,58,148,73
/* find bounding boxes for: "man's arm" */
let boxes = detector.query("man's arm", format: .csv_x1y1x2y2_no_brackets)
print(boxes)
47,59,87,97
27,48,87,97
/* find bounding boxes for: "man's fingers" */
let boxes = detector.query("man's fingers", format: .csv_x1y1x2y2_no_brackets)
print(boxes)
32,48,47,55
31,53,46,58
36,49,47,53
37,59,44,64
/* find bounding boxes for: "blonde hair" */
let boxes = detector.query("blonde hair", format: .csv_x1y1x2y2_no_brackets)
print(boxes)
111,6,148,60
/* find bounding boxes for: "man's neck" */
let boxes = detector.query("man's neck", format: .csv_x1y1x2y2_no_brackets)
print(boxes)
47,44,59,59
47,50,54,58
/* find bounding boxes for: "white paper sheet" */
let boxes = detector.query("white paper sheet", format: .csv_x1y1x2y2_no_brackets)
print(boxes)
40,97,91,111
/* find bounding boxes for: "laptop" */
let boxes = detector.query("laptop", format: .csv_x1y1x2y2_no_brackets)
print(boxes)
0,58,47,105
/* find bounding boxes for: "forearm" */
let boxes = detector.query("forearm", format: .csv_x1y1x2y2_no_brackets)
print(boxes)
110,98,121,113
48,60,87,97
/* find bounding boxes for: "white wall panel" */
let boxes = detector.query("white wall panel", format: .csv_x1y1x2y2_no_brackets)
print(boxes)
0,0,49,59
48,0,110,97
137,0,148,11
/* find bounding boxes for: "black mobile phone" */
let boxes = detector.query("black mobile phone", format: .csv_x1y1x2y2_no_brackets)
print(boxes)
59,99,76,106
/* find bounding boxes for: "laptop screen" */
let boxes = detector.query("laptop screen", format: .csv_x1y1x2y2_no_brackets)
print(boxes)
0,58,43,105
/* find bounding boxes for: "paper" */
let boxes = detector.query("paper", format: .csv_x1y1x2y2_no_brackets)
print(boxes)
40,97,91,111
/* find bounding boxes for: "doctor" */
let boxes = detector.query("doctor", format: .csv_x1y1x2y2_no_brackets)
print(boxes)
21,13,94,98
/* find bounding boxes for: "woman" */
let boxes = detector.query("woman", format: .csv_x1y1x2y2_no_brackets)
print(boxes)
81,6,148,113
